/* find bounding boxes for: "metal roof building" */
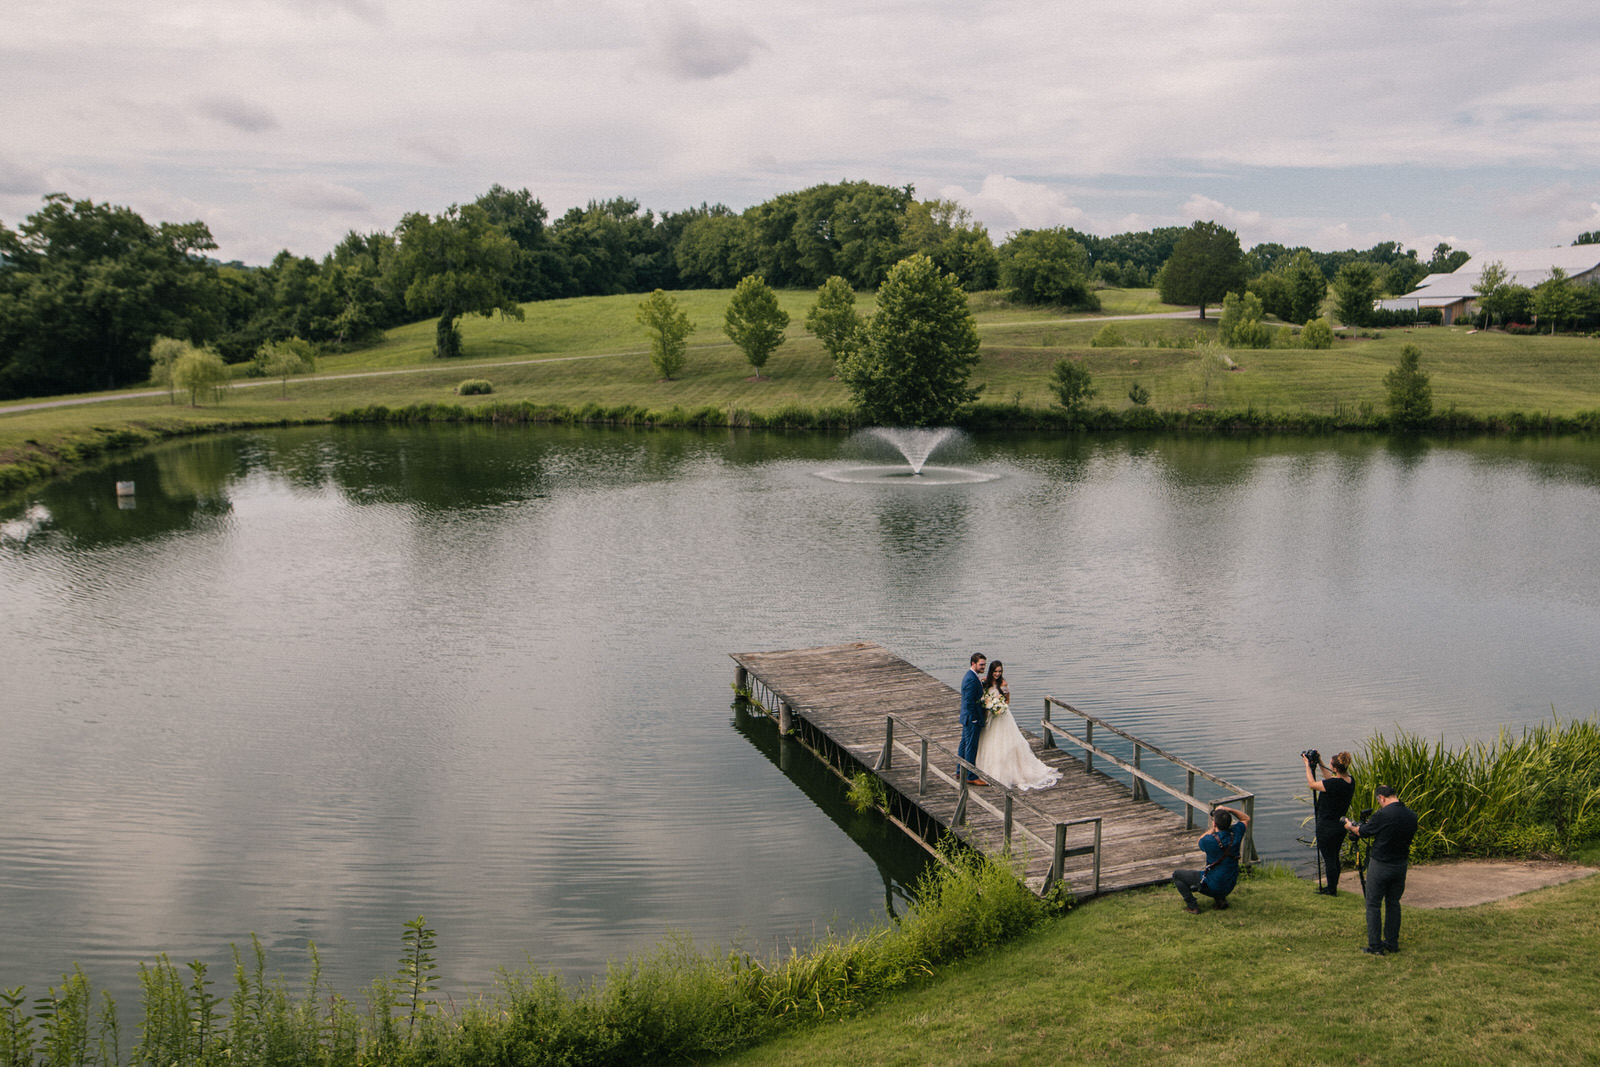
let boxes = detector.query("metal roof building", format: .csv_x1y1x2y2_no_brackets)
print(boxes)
1378,246,1600,324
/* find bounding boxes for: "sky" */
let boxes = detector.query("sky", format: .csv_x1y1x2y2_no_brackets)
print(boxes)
5,0,1600,267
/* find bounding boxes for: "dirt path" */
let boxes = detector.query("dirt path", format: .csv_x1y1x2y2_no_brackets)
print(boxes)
1373,859,1595,908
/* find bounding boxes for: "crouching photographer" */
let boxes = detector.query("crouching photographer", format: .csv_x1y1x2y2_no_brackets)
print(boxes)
1302,748,1354,895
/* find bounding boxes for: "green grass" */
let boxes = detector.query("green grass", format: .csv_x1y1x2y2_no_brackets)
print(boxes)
5,288,1600,495
719,866,1600,1066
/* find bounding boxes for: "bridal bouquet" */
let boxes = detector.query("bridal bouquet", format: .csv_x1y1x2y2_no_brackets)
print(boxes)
982,689,1009,718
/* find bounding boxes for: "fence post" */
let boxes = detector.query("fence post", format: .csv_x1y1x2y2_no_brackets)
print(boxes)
954,777,969,826
1003,794,1014,849
1133,744,1146,800
1186,769,1196,829
1243,794,1259,863
1049,823,1067,891
875,715,894,771
778,700,792,736
1085,719,1094,773
1091,819,1103,896
1042,699,1055,749
918,737,929,795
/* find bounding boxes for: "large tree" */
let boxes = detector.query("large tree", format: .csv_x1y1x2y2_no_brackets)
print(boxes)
998,228,1097,308
392,204,524,358
723,274,789,376
0,194,219,399
839,254,981,426
1282,250,1327,324
1157,221,1247,320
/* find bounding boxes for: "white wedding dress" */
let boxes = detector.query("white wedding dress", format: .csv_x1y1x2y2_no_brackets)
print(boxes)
975,691,1062,791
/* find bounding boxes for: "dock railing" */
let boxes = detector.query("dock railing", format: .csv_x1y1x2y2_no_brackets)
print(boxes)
872,713,1102,895
1039,696,1258,864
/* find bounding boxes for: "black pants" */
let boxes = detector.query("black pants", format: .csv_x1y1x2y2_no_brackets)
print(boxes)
1316,826,1346,892
1365,858,1408,951
1173,869,1226,908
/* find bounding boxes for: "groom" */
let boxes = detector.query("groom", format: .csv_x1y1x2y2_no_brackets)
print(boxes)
958,651,988,785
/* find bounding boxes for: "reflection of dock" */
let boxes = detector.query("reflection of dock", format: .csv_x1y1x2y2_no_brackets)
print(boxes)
731,642,1256,898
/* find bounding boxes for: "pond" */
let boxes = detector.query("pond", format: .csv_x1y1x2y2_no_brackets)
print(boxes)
3,425,1598,1006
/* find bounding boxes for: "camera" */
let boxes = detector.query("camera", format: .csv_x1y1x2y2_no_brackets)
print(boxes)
1359,808,1372,822
1301,749,1321,768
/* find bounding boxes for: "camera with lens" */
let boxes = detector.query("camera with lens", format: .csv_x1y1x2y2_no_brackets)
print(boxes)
1301,748,1321,768
1359,807,1372,821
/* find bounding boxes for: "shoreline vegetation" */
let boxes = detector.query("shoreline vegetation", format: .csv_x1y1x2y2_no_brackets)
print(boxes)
4,287,1600,497
4,720,1596,1066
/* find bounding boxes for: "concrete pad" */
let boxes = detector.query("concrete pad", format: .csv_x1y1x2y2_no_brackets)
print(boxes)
1388,858,1596,909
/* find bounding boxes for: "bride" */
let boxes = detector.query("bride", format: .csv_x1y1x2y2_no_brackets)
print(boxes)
975,661,1062,791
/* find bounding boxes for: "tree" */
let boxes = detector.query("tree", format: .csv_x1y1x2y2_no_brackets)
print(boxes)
148,335,189,403
1532,267,1577,333
997,228,1097,308
1426,243,1470,274
254,337,317,398
723,275,789,376
1332,261,1380,326
903,199,999,291
1283,250,1328,324
0,194,220,399
392,203,524,358
1157,221,1247,320
804,276,862,371
473,184,564,301
1384,344,1432,430
839,254,981,426
1576,231,1600,246
1472,260,1510,327
1218,290,1270,348
172,345,229,406
636,289,694,380
1049,359,1096,420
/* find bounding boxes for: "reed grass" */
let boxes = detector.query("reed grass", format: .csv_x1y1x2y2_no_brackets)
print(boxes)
0,843,1049,1067
1356,715,1600,859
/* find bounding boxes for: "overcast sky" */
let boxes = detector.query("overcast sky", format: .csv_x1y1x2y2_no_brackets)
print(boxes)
6,0,1600,266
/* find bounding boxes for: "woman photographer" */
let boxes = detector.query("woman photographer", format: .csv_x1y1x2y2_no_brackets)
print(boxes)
1304,750,1354,895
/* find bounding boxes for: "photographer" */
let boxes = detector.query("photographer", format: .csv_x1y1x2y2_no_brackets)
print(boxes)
1343,785,1419,955
1303,749,1354,895
1172,804,1250,914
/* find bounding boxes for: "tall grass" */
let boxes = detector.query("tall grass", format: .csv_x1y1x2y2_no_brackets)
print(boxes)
1357,715,1600,859
0,844,1052,1067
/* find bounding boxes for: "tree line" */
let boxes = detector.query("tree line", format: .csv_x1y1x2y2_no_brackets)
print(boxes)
5,181,1598,401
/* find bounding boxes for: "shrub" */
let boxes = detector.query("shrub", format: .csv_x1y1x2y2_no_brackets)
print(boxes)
1299,317,1335,349
1090,323,1126,348
1049,358,1096,419
1126,381,1151,406
456,379,494,396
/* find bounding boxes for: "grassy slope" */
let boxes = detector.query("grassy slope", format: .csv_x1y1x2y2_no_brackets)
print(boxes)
4,287,1600,493
719,867,1600,1066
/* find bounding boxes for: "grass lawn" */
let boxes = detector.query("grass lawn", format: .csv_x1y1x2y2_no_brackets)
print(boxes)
4,287,1600,494
718,866,1600,1066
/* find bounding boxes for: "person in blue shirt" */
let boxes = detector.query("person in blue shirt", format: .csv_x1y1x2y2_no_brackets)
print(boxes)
1173,804,1250,913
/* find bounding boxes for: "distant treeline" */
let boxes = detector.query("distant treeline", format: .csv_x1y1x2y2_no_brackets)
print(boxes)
0,180,1588,401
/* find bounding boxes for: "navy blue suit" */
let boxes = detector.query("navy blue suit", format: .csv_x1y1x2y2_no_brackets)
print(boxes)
958,668,986,781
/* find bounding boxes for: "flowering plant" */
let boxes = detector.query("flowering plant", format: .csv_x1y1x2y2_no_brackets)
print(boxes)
982,688,1009,718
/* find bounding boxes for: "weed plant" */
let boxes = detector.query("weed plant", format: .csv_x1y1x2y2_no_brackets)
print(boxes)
1356,715,1600,858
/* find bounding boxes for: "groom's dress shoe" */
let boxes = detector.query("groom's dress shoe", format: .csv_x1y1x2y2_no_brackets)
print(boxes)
968,778,989,786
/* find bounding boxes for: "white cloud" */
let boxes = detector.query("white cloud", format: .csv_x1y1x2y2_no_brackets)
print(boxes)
647,5,766,80
196,95,280,134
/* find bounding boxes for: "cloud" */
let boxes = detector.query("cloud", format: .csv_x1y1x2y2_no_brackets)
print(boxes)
0,157,48,196
271,180,372,213
196,95,280,134
648,5,766,80
941,175,1089,236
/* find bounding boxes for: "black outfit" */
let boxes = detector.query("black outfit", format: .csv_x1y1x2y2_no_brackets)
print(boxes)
1354,800,1419,953
1314,776,1354,893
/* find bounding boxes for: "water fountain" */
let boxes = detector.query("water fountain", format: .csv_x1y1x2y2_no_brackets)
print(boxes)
815,427,998,484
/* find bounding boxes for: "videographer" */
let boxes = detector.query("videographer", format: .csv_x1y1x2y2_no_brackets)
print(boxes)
1343,784,1419,956
1303,749,1354,896
1172,804,1250,914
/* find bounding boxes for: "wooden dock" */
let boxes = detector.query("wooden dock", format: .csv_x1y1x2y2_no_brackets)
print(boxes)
732,642,1257,898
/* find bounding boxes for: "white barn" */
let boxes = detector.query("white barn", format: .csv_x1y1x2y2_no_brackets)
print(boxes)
1377,245,1600,324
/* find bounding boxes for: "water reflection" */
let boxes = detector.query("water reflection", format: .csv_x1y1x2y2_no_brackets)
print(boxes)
3,426,1599,1011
